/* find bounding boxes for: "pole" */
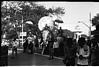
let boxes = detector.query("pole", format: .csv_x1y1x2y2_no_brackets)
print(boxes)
78,21,91,37
89,12,92,39
22,16,23,46
89,12,92,65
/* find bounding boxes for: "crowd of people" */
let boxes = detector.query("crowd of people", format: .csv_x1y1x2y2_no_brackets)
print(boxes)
62,36,99,66
2,26,98,66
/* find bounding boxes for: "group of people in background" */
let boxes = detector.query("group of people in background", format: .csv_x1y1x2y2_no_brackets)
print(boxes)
9,26,99,66
63,36,99,66
10,36,35,58
23,37,34,54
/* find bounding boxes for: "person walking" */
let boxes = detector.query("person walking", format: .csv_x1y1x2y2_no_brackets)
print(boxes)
63,38,76,66
58,27,63,37
23,39,28,53
27,37,34,54
48,31,54,60
53,39,59,58
62,37,68,65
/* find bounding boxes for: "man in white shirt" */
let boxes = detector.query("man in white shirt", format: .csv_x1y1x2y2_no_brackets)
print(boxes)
1,39,9,46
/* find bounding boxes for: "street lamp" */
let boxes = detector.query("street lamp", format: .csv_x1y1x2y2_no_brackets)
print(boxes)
78,21,91,38
78,13,92,38
21,20,33,46
22,16,24,46
3,34,6,39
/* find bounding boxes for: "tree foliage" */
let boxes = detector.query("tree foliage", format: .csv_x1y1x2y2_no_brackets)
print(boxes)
92,14,99,26
1,1,65,39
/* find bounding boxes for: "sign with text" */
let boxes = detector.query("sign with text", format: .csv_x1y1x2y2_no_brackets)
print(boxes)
20,32,27,36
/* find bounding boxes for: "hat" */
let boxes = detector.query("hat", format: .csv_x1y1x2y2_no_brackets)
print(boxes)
27,37,32,40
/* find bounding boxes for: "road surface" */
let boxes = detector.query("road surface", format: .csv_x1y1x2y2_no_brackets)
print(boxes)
8,49,65,66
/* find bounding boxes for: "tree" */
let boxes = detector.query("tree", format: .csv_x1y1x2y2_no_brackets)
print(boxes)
1,1,39,39
92,14,99,26
92,13,99,42
92,14,99,30
48,7,65,16
1,1,65,39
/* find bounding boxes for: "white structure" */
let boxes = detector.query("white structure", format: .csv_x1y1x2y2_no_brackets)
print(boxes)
38,16,54,31
38,14,63,31
21,20,33,45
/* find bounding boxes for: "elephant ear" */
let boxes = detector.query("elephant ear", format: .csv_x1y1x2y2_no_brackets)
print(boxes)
42,30,49,41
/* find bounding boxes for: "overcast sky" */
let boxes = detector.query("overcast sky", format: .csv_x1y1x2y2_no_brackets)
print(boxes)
37,2,99,36
2,1,99,36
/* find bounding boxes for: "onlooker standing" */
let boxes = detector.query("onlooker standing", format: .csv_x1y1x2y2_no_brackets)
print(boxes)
23,39,28,53
27,37,34,54
12,38,19,57
38,37,42,49
64,38,76,66
76,37,90,66
48,31,54,60
91,40,99,66
62,37,68,65
1,39,9,46
53,39,59,57
58,27,63,37
35,36,39,50
86,38,91,65
1,39,8,66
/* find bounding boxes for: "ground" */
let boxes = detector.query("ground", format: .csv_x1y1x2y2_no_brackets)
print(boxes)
8,48,65,66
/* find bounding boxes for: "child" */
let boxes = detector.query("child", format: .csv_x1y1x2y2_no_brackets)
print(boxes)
76,42,90,66
12,38,19,57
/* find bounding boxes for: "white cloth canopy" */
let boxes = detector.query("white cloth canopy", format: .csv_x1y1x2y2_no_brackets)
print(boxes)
26,21,33,25
38,16,54,31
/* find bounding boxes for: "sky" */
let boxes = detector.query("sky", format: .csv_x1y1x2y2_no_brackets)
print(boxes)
2,1,99,36
37,2,99,36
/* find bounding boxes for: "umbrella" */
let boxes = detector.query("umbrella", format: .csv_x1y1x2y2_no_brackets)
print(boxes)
26,21,33,25
54,19,64,23
81,34,88,38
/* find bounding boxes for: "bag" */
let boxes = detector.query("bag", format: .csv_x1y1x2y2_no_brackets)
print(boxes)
79,55,84,60
64,57,75,66
53,42,59,48
28,49,31,53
